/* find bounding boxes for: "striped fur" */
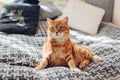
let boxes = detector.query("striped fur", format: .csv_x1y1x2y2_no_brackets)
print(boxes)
35,17,102,72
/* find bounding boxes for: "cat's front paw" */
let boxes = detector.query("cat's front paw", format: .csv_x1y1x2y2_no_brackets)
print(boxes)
35,66,44,70
93,56,103,62
35,66,40,70
71,68,89,75
71,68,81,72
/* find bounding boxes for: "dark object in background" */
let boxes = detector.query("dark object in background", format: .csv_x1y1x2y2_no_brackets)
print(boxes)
14,0,39,4
14,1,62,20
0,4,40,35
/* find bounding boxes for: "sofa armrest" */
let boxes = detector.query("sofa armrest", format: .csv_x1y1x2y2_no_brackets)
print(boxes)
102,22,120,28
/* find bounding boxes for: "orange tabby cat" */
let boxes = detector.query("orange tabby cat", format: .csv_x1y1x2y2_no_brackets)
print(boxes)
35,17,102,72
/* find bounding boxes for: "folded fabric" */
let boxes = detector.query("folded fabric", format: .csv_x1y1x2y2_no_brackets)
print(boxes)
0,3,40,35
14,0,39,4
0,0,39,4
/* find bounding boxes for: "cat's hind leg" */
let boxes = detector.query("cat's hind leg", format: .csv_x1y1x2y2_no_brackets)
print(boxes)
81,46,103,62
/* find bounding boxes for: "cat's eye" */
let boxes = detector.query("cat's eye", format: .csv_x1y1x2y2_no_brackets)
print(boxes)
50,27,55,31
58,26,63,30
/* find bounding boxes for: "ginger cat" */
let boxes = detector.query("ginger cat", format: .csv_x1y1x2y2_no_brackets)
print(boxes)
35,17,102,72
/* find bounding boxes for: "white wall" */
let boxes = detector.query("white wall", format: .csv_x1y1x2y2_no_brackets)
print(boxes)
113,0,120,27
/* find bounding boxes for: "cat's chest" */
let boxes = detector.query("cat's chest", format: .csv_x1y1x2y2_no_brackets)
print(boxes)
53,47,67,59
49,47,67,66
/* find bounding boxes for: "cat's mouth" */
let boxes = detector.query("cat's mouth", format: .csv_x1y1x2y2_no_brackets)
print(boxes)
55,33,59,36
52,33,65,39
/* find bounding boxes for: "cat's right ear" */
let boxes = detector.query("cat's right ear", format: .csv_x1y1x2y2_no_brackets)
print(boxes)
47,18,52,24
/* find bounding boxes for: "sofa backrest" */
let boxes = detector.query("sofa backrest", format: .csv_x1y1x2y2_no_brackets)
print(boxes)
85,0,114,22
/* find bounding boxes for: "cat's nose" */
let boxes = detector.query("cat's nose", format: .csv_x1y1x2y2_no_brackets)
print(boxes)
55,32,59,36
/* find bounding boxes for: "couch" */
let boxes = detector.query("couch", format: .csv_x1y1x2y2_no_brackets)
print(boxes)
0,0,120,80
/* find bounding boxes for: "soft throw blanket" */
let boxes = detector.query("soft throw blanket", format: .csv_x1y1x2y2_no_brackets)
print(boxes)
0,21,120,80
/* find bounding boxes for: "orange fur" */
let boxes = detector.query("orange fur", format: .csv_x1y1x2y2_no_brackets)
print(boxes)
35,17,102,72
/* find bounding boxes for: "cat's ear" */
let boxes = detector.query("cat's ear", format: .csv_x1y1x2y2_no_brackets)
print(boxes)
47,18,53,24
63,16,68,23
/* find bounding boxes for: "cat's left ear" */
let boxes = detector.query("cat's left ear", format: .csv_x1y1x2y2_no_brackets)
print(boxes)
63,16,68,24
47,18,53,24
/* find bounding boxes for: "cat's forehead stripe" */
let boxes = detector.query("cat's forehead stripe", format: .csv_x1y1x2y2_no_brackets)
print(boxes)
53,22,62,27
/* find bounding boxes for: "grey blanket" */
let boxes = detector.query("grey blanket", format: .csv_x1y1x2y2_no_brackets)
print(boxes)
0,21,120,80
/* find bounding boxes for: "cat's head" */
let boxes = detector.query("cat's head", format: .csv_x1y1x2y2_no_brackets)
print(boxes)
47,17,69,41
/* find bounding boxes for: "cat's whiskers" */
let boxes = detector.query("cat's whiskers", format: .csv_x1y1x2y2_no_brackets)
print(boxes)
49,32,68,44
53,32,64,39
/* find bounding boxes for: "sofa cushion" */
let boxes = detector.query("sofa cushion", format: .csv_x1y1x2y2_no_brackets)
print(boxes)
39,2,62,20
59,0,105,34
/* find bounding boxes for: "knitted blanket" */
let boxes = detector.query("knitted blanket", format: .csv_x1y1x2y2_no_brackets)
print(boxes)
0,21,120,80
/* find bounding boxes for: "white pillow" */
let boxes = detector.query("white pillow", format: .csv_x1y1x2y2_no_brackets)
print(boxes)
113,0,120,27
59,0,105,34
